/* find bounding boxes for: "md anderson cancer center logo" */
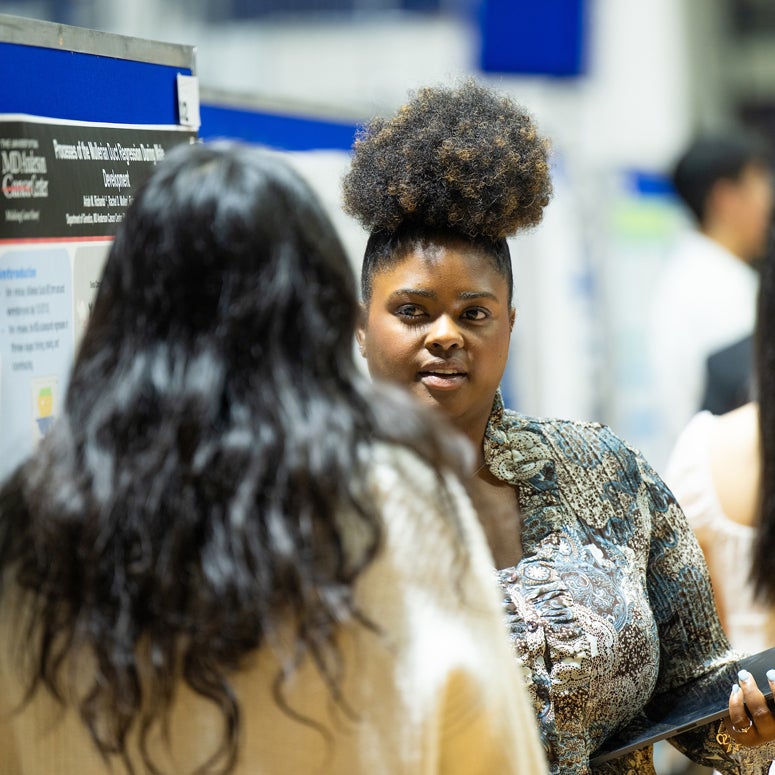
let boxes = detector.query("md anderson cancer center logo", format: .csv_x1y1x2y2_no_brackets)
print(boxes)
1,146,49,200
2,139,47,225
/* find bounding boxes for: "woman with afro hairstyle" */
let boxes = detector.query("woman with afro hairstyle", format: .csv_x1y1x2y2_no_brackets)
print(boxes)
0,141,548,774
345,79,775,774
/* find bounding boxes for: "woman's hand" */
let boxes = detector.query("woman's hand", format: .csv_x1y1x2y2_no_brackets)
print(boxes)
725,668,775,747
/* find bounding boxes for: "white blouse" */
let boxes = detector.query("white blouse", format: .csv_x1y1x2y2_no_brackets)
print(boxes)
665,410,775,654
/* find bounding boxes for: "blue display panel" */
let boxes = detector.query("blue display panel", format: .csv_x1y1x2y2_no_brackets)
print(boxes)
0,41,192,125
478,0,588,77
199,103,357,151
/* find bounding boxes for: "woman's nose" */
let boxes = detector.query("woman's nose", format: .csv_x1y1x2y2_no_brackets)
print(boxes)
426,314,463,351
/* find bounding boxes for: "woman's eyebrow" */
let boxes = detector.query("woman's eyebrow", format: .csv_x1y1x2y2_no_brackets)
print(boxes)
387,288,436,300
387,289,499,302
459,290,499,302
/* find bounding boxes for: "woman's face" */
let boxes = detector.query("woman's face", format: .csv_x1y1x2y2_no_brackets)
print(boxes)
357,241,515,443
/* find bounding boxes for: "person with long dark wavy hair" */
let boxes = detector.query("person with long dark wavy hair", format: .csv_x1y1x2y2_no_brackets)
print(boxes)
667,242,775,656
0,141,547,774
343,79,775,774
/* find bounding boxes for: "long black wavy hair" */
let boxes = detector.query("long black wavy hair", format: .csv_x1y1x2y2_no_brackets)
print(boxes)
0,141,465,774
752,240,775,604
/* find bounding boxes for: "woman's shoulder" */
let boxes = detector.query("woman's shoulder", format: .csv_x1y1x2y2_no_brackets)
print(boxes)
489,407,664,530
357,442,507,619
666,404,759,529
363,441,475,541
498,406,638,465
711,401,758,444
507,407,687,517
664,411,720,528
366,441,460,494
708,402,760,527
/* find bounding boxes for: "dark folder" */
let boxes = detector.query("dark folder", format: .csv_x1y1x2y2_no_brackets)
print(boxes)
591,646,775,765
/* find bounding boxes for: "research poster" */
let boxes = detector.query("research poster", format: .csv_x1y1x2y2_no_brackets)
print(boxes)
0,116,197,480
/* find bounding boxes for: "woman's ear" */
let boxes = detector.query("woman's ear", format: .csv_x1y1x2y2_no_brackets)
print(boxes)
509,308,516,333
356,304,367,358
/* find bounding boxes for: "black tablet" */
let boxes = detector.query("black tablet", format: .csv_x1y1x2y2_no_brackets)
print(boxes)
590,645,775,766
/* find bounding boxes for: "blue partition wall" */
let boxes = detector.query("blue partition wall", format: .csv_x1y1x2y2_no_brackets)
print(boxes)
0,42,192,124
478,0,588,77
0,15,194,124
199,102,357,152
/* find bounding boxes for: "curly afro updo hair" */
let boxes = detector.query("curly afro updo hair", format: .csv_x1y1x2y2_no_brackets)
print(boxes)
342,79,552,240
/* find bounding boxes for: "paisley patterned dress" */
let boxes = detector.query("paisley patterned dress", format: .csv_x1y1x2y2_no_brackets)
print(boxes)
484,391,775,774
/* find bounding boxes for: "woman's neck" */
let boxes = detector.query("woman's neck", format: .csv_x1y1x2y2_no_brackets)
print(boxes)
458,418,491,469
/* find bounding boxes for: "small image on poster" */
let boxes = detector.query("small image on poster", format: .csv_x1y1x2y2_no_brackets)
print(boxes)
31,374,58,442
72,243,110,349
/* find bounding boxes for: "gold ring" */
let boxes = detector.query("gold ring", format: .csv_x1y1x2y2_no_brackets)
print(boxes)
731,717,754,735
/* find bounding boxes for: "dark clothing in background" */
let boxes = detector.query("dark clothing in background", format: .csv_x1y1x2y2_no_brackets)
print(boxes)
700,334,754,415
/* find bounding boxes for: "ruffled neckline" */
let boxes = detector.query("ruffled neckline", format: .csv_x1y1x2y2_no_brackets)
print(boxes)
482,390,564,541
482,390,554,486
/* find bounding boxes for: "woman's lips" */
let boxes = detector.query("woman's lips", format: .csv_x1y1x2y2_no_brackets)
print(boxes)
418,370,467,390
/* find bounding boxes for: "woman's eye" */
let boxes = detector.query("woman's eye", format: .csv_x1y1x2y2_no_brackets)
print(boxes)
395,304,425,318
462,308,489,321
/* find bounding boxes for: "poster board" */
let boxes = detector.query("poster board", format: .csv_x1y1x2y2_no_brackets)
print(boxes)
0,15,198,480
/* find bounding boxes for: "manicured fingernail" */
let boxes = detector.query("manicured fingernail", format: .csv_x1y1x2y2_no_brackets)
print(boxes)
732,684,741,695
738,669,751,682
767,669,775,682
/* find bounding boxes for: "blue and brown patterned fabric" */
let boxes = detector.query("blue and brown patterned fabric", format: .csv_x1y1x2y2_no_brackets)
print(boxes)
485,390,774,774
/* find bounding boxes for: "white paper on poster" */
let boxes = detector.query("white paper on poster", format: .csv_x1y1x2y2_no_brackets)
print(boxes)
176,74,201,129
0,247,73,479
72,244,109,349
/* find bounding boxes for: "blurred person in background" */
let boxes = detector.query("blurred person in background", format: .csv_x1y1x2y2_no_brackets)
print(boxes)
344,79,775,775
0,141,547,774
649,131,774,463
